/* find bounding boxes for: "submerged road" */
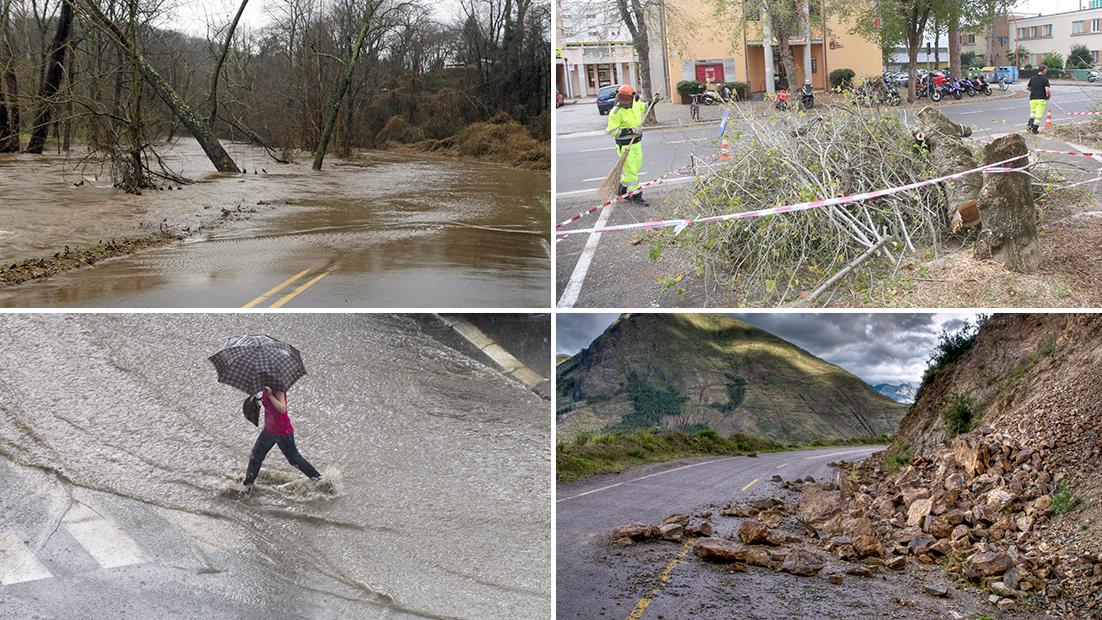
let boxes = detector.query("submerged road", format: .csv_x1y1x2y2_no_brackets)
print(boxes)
557,446,891,619
0,314,551,619
0,141,550,308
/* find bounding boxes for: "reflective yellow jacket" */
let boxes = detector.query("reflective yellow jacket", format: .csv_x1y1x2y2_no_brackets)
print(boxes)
607,99,646,145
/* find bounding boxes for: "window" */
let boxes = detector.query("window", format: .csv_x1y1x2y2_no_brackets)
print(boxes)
967,34,975,44
1093,19,1101,33
811,57,817,73
1017,28,1025,39
1030,26,1038,39
1074,21,1085,34
1093,50,1101,63
1043,25,1052,38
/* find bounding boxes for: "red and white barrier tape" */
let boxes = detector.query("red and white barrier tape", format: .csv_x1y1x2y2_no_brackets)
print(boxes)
1030,148,1102,158
555,156,716,230
1062,111,1102,116
555,154,1029,238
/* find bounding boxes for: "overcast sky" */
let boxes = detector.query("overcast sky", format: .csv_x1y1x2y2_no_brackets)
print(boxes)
1013,0,1093,15
557,313,981,386
167,0,461,37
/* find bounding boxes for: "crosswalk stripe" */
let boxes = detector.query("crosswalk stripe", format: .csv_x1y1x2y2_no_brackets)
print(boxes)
0,531,53,585
65,520,146,569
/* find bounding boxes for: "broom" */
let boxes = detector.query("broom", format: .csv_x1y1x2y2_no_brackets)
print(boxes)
597,95,660,199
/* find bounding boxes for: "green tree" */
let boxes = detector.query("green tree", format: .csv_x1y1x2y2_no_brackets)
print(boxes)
1043,51,1065,72
1068,44,1093,69
1009,45,1030,67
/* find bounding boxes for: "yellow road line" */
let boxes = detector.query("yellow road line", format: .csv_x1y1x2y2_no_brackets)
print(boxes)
269,271,331,308
776,463,788,469
626,540,692,620
741,478,758,492
242,268,312,308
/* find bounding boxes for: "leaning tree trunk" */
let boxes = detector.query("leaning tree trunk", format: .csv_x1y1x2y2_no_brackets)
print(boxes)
25,0,75,154
208,0,250,126
974,134,1039,272
76,0,239,172
916,107,983,230
312,5,374,171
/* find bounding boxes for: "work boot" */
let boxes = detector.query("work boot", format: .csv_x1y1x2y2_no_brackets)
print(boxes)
628,191,648,206
617,184,628,197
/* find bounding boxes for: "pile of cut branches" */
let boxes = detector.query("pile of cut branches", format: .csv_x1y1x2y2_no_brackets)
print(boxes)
661,105,952,305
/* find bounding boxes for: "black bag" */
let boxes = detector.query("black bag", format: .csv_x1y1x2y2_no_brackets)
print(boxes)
242,395,260,427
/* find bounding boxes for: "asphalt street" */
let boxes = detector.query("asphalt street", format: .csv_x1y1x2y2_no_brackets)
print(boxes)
556,446,883,619
0,314,551,619
556,81,1102,196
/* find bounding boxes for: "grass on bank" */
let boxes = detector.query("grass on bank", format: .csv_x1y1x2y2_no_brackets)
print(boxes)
556,428,892,483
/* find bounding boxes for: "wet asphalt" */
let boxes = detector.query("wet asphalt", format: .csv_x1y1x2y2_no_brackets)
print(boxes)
0,314,551,619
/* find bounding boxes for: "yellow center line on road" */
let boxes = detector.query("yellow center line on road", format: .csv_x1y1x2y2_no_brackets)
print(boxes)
241,268,312,308
625,540,692,620
741,478,758,492
776,463,788,469
269,271,331,308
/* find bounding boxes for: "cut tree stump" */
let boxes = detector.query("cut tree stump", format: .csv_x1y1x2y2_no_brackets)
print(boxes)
974,133,1039,273
915,107,983,229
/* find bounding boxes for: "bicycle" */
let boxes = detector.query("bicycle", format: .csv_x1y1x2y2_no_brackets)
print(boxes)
689,94,701,122
997,75,1010,91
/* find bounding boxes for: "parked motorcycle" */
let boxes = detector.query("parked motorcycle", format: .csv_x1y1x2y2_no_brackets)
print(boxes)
1089,70,1100,83
799,81,814,109
774,87,791,110
693,84,721,105
917,74,942,102
972,75,993,96
960,77,978,97
934,73,963,100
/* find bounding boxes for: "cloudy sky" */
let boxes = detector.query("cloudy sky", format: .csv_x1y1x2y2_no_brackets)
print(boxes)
557,313,981,386
167,0,461,37
1014,0,1093,14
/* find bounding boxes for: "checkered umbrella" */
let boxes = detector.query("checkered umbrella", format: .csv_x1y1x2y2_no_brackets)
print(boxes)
208,335,306,395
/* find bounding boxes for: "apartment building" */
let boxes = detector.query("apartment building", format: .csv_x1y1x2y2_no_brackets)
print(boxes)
960,13,1030,66
657,0,880,96
1011,6,1102,66
555,0,641,100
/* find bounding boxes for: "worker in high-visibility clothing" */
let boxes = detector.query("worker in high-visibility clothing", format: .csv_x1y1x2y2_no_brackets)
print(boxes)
606,85,657,204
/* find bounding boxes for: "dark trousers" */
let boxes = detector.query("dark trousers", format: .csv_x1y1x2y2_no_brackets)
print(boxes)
244,430,321,485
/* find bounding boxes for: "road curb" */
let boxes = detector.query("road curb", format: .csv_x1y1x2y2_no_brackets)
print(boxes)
434,314,550,397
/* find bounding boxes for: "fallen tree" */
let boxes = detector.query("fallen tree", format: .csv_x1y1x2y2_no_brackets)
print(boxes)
74,0,239,173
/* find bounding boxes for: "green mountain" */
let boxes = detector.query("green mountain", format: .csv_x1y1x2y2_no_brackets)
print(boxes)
556,314,909,443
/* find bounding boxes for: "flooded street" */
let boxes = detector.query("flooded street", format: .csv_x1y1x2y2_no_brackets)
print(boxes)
0,314,551,618
0,140,550,307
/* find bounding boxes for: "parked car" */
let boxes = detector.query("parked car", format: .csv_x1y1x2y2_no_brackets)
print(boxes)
596,84,623,115
556,90,564,107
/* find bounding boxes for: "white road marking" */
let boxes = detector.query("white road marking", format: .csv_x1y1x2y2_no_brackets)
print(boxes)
557,459,727,502
0,531,53,585
776,463,789,469
556,176,695,198
581,176,605,182
65,520,146,569
558,198,617,307
996,106,1017,111
960,110,984,115
579,147,612,153
803,447,877,460
666,138,710,144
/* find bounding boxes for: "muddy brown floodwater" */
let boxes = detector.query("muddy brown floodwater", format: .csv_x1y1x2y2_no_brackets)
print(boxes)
0,139,549,307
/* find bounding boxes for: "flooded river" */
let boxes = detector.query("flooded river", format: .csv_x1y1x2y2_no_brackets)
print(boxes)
0,140,549,307
0,314,551,618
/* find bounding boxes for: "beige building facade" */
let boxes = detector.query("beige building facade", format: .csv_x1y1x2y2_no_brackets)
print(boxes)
657,0,882,97
1011,7,1102,66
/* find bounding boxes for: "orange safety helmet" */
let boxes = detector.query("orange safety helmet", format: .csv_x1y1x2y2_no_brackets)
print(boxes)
616,84,635,106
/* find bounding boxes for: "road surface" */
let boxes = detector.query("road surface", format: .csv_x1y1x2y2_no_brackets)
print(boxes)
0,314,551,619
556,445,989,619
556,82,1102,196
0,141,550,308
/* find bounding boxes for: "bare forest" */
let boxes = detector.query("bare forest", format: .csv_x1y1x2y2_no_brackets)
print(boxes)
0,0,550,189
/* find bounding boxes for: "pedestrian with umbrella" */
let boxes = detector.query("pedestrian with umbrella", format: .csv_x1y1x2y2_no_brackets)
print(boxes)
209,335,322,489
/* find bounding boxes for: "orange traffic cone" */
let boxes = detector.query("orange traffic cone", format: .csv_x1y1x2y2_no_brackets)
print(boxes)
1045,109,1053,128
720,135,732,161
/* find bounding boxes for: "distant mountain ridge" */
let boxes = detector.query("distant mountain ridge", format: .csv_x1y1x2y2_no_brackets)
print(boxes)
871,383,918,403
556,314,909,444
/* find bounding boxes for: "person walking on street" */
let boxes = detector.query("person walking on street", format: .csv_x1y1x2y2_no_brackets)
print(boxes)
606,85,658,205
243,385,322,487
1027,65,1051,135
